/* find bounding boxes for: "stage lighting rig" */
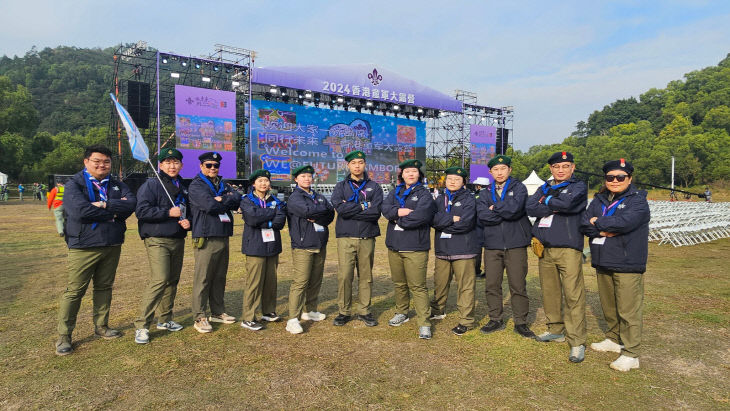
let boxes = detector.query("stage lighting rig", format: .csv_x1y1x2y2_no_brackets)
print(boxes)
161,55,169,64
181,59,188,67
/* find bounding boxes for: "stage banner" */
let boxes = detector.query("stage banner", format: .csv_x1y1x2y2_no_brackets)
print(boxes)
174,85,237,179
250,99,426,184
469,124,497,183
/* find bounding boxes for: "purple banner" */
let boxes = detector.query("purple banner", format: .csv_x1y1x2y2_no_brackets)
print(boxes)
469,125,497,183
252,64,463,113
174,85,237,179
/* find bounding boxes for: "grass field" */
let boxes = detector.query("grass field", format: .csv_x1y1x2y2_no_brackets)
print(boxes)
0,201,728,410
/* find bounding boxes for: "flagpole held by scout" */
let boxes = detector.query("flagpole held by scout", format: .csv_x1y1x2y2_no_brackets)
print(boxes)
110,93,175,206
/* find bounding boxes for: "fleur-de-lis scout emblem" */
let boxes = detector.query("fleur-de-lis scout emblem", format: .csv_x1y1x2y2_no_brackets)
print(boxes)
368,68,383,86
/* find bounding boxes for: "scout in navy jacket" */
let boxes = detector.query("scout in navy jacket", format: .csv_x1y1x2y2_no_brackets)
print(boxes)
382,182,436,252
64,170,137,248
525,176,588,251
432,187,479,256
476,178,532,250
188,173,241,238
580,185,650,273
287,186,335,249
331,172,383,239
240,189,287,256
136,172,190,239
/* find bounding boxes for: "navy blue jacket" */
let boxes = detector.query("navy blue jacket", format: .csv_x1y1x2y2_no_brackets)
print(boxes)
331,174,383,239
287,186,335,250
526,177,588,251
63,170,137,249
188,174,241,238
136,173,190,239
382,183,436,252
432,187,479,256
476,179,532,250
580,186,650,273
240,190,287,257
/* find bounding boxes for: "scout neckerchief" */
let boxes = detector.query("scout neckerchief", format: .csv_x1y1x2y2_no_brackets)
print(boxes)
297,185,317,201
443,188,459,212
198,172,226,196
346,175,368,203
540,180,570,195
246,190,282,209
601,197,626,217
83,169,110,230
160,172,185,207
491,177,512,203
394,181,422,207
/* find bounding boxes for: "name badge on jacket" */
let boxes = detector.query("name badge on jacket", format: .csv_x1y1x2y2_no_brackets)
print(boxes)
538,214,554,228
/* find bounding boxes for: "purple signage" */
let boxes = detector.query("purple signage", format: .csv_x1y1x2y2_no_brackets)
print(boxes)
252,64,463,113
174,85,237,179
469,125,497,182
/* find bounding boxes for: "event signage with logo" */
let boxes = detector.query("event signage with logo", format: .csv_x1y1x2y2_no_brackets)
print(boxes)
469,124,497,181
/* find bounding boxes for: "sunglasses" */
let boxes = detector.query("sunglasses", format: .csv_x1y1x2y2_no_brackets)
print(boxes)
203,163,220,169
605,174,629,182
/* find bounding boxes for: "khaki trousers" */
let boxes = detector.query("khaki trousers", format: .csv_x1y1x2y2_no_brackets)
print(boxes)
133,237,185,329
484,248,530,325
289,248,326,319
430,257,476,327
336,237,375,316
388,250,431,327
596,269,644,358
192,237,229,320
53,205,65,235
243,255,279,321
57,245,122,336
538,247,586,347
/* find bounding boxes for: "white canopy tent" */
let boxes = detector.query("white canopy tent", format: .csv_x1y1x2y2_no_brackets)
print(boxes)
0,172,7,185
522,170,545,195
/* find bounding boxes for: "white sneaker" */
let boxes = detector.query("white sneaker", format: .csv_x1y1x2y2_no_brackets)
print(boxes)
286,318,304,334
134,328,149,344
610,355,640,372
301,311,326,321
590,338,624,353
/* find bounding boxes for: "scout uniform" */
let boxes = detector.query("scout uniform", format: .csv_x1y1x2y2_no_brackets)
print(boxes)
133,148,190,340
580,160,650,371
475,155,535,338
382,159,436,339
56,150,137,355
239,169,288,329
286,165,335,333
330,151,383,327
525,151,588,362
188,152,241,331
430,167,479,335
47,183,65,236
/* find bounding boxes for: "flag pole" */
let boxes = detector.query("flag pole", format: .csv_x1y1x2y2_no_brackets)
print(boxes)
146,158,176,206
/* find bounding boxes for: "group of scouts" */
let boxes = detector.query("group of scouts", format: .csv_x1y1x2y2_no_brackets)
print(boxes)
54,144,649,373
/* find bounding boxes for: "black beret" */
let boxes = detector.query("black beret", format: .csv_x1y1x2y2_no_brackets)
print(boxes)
249,169,271,182
399,159,422,170
345,150,366,162
445,166,468,178
292,165,315,178
199,152,222,163
547,151,574,165
488,155,511,168
602,159,634,174
158,148,183,162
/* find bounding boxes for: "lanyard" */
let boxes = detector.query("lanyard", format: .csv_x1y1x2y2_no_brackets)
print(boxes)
198,172,225,196
601,197,626,216
541,180,570,195
347,179,368,202
394,181,421,207
491,177,511,203
247,192,281,209
443,188,455,212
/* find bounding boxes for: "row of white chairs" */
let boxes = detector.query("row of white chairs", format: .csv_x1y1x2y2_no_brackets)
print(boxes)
648,201,730,247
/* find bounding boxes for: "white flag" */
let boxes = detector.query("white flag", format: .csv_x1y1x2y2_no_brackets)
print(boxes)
110,93,149,162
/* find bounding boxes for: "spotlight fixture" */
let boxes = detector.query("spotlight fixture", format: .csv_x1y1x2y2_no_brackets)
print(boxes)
336,97,344,103
170,72,180,78
305,92,313,99
194,61,201,69
161,56,169,64
202,77,211,82
392,104,400,110
232,81,240,87
181,60,188,67
417,108,424,113
225,66,232,73
365,101,373,107
213,65,219,72
269,87,278,94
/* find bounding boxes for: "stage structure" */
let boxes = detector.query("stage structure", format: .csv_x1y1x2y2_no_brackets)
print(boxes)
109,42,252,179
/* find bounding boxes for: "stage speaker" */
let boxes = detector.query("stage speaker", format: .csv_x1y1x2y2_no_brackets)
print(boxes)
496,128,509,155
127,81,150,129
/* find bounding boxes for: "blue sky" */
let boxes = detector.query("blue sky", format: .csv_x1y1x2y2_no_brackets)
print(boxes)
1,0,729,150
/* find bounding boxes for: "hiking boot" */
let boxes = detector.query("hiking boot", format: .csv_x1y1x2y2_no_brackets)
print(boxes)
55,335,72,356
418,326,432,340
241,320,264,331
286,318,304,334
333,314,352,326
388,313,409,327
194,318,213,333
536,332,566,343
135,328,149,344
301,311,326,321
357,313,378,327
590,338,623,353
610,355,640,371
452,324,468,336
209,313,236,324
569,345,585,363
95,326,122,339
261,313,281,322
479,319,504,334
514,324,536,339
156,320,183,332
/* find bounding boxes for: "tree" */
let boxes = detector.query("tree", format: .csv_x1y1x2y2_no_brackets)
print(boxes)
0,76,38,137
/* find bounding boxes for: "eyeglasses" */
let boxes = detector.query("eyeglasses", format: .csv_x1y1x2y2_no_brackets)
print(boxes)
550,164,572,170
203,163,220,169
89,159,111,166
605,174,629,182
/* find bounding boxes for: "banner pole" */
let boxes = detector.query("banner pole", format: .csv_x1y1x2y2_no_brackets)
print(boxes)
147,158,175,206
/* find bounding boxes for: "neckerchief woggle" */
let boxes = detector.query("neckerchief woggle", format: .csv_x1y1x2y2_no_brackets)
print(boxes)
601,197,626,217
491,177,512,203
394,181,421,207
198,172,226,196
347,177,368,203
540,180,570,195
83,169,109,230
444,188,456,212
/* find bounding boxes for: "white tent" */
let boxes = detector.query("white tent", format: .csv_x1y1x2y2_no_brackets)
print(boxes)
522,170,545,195
0,172,7,185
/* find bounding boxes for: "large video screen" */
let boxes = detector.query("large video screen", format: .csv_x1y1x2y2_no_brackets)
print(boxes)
469,124,497,182
250,100,426,184
174,85,237,179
